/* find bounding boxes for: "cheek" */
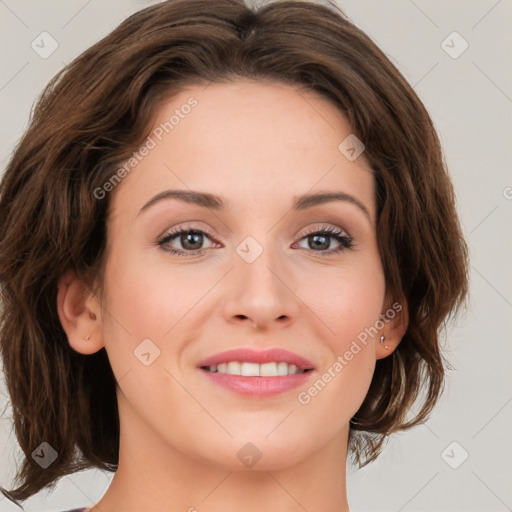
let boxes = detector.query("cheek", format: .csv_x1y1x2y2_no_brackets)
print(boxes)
102,246,210,338
292,257,384,405
99,249,199,420
294,270,382,431
99,244,228,386
297,256,385,345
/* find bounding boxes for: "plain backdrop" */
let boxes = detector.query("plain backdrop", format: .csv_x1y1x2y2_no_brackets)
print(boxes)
0,1,511,511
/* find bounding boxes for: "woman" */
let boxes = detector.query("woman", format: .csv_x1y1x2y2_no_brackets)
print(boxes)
0,0,468,510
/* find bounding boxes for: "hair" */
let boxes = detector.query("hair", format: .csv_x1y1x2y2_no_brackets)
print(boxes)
0,0,469,506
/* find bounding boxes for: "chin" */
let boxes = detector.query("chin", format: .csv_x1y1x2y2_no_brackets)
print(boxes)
190,433,315,472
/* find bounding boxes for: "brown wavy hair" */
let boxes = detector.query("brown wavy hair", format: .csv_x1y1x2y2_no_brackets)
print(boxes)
0,0,469,506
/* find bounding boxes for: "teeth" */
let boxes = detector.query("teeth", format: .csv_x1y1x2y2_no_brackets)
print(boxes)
241,362,259,376
207,361,304,376
260,362,277,376
276,362,289,376
227,361,241,374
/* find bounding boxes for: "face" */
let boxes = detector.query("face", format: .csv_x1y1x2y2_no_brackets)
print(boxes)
93,81,390,470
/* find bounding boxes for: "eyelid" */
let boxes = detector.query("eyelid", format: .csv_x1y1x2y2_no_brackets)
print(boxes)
298,223,351,238
158,222,352,241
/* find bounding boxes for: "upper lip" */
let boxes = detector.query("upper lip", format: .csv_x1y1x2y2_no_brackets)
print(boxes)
197,348,315,371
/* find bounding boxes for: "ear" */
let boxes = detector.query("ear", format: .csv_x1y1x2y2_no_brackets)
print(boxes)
57,269,105,355
375,296,409,360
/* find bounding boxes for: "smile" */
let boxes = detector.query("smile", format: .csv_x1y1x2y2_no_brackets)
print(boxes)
197,348,315,396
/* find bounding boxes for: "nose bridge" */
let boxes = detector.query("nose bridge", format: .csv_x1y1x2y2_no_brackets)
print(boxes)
223,234,298,328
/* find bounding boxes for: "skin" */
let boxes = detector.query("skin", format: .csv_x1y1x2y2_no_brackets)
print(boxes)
58,81,408,512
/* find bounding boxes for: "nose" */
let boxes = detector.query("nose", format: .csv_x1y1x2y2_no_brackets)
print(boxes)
221,246,300,331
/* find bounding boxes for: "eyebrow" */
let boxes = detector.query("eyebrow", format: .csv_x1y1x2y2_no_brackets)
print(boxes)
138,189,371,222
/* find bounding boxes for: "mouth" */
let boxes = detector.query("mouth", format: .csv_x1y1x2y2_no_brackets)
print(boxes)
197,348,315,396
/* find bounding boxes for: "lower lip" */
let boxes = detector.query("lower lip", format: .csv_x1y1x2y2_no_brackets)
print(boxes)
200,369,313,396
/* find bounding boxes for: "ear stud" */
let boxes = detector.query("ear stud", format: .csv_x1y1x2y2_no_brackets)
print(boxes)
380,334,389,350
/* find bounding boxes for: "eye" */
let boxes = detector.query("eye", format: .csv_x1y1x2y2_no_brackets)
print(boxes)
294,226,354,255
157,224,354,257
157,226,218,256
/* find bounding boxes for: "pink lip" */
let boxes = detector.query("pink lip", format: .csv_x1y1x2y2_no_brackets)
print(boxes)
197,348,315,397
197,348,315,370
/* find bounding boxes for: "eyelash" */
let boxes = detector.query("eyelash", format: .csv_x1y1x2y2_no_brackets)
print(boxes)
157,225,354,257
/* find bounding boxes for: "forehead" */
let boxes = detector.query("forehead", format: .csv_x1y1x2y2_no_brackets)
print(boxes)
109,80,375,220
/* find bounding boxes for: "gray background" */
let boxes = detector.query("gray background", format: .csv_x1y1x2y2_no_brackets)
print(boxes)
0,1,511,511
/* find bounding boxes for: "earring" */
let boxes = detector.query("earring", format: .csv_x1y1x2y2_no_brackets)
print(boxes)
380,334,389,350
84,335,91,341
